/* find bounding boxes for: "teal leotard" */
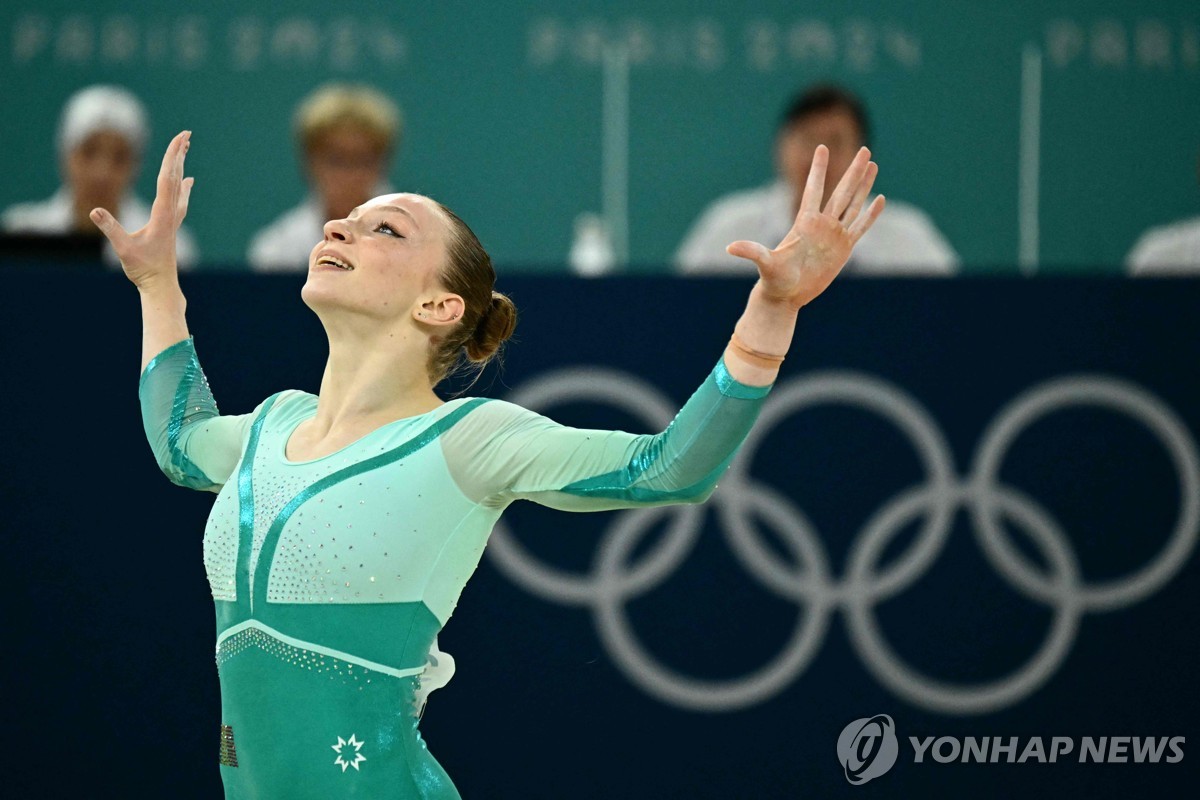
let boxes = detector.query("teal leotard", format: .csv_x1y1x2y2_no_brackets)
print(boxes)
139,336,772,798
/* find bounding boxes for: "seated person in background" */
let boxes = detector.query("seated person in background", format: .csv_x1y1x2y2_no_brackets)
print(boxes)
674,83,958,276
2,84,198,269
1126,152,1200,276
248,83,401,272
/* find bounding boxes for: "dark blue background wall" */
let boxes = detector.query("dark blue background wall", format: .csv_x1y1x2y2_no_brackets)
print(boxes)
2,268,1198,797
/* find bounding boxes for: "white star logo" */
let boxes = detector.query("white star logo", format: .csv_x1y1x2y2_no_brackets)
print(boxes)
331,733,368,772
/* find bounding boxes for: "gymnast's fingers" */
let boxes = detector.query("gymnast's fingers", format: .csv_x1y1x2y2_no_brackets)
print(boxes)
841,161,878,225
177,177,195,226
726,239,773,273
797,144,829,217
88,206,132,255
848,195,887,241
824,146,871,220
150,131,188,227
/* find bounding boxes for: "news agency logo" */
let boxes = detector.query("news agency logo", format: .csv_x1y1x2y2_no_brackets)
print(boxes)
837,715,1187,785
909,735,1185,765
837,715,899,785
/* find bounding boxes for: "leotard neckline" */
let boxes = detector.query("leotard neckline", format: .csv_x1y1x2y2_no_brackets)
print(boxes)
278,394,475,466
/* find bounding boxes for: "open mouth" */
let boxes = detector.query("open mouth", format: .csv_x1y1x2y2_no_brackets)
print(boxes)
316,255,354,271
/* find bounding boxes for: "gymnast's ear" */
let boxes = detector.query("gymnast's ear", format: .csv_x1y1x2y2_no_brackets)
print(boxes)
414,292,465,325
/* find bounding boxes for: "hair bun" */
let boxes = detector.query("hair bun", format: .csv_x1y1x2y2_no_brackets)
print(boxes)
465,291,518,362
427,201,519,389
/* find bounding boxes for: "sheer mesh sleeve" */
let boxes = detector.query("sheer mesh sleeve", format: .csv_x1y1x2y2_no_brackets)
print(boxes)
138,336,263,494
442,354,772,511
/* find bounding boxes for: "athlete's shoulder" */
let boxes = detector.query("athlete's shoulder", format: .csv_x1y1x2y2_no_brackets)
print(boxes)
451,396,527,421
252,388,315,420
447,396,556,434
275,388,316,404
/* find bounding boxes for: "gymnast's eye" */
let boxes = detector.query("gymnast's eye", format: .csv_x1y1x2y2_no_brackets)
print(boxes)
376,222,404,238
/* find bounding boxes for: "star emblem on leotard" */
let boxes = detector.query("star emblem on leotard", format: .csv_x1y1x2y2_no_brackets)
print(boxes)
331,733,367,772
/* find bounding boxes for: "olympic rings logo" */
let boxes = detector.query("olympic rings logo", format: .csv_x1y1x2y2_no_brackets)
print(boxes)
487,367,1200,715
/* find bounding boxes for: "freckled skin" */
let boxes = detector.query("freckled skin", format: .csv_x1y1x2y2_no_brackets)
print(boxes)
300,193,458,329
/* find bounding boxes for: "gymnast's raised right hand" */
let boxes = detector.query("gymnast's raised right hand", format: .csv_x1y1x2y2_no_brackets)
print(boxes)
89,130,194,290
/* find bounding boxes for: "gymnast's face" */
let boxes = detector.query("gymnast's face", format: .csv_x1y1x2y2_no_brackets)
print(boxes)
301,193,461,327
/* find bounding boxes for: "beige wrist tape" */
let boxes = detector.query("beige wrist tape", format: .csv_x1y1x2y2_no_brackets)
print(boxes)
728,331,786,369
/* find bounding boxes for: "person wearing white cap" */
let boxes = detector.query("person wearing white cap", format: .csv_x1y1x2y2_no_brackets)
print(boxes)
1,84,199,270
247,83,400,272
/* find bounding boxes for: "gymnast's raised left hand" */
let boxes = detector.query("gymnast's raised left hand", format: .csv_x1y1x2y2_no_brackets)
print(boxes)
89,130,194,292
726,144,885,310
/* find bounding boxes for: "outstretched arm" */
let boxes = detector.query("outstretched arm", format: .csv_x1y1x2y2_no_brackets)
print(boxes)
721,144,885,386
92,130,196,373
446,355,771,511
94,131,254,492
137,337,266,493
451,146,885,511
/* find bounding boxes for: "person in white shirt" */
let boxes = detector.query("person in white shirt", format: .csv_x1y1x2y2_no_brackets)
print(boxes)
1126,217,1200,275
2,84,199,269
248,83,401,272
674,83,958,276
1126,154,1200,276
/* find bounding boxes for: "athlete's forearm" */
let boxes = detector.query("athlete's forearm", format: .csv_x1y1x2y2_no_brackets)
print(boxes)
138,276,191,375
722,279,800,387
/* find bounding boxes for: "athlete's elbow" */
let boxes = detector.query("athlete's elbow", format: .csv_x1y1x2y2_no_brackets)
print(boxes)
158,465,192,490
156,450,221,492
156,461,193,489
682,482,719,505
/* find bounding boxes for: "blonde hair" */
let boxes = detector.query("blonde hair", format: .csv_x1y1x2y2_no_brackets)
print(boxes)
294,83,402,154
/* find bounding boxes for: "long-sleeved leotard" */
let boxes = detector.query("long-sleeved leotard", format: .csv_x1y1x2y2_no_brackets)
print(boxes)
139,336,773,799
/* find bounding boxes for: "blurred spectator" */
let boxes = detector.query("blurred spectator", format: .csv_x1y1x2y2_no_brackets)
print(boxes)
248,83,401,272
674,83,958,276
1,84,199,269
1126,153,1200,276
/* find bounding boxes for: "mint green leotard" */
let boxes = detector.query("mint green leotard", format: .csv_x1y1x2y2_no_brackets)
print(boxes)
139,336,772,798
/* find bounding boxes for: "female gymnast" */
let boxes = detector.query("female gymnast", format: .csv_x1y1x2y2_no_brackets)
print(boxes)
93,130,884,798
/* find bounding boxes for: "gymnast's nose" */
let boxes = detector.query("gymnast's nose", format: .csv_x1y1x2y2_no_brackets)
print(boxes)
323,217,352,242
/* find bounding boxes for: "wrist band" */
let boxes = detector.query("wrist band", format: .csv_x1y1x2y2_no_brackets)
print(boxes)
728,331,786,369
